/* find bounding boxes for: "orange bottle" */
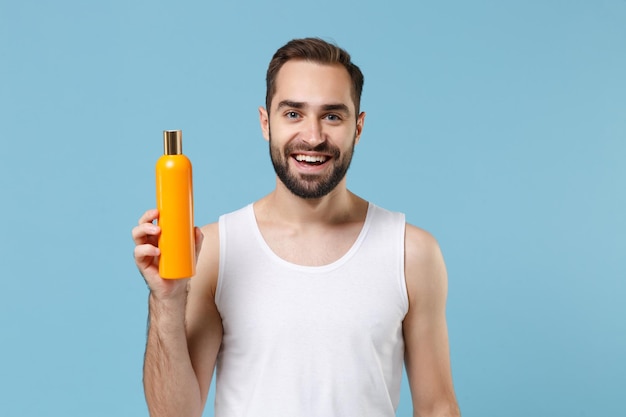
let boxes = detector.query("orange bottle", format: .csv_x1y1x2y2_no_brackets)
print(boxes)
156,130,195,279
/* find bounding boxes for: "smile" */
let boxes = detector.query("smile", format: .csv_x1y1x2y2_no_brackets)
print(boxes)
293,154,329,165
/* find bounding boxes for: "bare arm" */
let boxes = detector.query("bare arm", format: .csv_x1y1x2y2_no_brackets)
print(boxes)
403,224,460,417
132,210,222,417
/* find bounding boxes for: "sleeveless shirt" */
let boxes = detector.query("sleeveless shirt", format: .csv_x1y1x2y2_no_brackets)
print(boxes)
214,203,409,417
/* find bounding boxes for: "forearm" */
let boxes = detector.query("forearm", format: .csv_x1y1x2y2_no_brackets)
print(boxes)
413,406,461,417
413,398,461,417
144,293,203,417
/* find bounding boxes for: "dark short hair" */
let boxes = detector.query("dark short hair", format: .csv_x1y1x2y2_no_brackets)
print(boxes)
265,37,364,114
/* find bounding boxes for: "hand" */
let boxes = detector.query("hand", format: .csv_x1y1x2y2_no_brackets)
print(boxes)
131,209,204,300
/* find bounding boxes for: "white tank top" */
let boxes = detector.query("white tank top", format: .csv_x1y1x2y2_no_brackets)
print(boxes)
214,203,409,417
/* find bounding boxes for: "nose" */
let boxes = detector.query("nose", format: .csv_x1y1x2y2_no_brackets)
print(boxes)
301,118,325,146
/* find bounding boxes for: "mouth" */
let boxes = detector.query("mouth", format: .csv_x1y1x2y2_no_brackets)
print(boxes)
292,153,330,166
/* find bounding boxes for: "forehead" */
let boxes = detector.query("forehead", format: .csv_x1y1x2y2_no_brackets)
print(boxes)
272,60,353,111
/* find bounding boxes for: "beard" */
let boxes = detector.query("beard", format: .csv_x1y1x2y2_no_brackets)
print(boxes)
269,130,356,199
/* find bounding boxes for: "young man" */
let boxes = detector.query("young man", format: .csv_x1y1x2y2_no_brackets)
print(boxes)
132,38,460,417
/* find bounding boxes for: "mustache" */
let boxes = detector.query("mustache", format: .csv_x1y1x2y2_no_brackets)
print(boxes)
284,142,340,156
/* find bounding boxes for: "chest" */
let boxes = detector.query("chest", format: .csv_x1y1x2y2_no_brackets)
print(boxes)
215,203,409,355
257,222,364,266
217,250,408,353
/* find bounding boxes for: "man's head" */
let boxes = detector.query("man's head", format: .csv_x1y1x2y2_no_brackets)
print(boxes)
260,38,366,200
265,38,364,115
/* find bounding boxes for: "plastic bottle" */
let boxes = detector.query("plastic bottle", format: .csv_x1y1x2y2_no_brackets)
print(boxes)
156,130,195,279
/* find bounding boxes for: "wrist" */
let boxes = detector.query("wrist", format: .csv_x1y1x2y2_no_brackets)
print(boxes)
148,286,188,324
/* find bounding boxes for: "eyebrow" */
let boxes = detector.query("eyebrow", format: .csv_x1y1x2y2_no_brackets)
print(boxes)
276,100,351,115
321,103,350,114
277,100,305,110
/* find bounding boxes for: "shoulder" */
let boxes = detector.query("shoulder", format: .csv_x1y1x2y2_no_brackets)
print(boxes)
193,201,251,299
192,222,220,300
404,223,442,264
199,221,220,258
200,221,220,241
197,202,256,266
404,223,448,308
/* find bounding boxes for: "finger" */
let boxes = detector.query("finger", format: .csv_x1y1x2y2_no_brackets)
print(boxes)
131,223,161,245
134,242,160,257
138,208,159,226
134,243,160,266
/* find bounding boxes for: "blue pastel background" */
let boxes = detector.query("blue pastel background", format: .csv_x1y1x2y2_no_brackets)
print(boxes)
1,1,624,416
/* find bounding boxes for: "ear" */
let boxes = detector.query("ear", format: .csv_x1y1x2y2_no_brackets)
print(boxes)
259,106,270,141
355,111,366,144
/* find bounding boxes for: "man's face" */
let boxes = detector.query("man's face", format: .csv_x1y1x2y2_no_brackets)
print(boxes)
260,60,365,199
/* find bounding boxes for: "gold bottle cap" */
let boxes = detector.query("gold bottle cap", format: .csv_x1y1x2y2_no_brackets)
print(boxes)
163,130,183,155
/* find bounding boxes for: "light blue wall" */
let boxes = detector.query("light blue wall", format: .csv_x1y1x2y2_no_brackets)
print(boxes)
1,1,624,416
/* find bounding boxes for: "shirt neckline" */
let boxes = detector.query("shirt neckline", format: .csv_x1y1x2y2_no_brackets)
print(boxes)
246,202,375,273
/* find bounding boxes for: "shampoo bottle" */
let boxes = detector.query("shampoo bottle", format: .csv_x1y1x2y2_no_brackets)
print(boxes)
156,130,195,279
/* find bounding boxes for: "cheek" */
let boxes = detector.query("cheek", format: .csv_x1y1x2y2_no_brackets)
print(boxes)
338,127,358,146
270,125,300,146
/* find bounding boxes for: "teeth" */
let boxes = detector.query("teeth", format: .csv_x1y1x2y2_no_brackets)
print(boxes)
295,154,328,163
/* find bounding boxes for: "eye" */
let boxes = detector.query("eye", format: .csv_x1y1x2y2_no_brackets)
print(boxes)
285,111,300,119
324,113,342,122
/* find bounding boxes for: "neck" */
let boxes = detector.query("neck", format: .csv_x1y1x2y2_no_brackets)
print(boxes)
255,177,367,225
